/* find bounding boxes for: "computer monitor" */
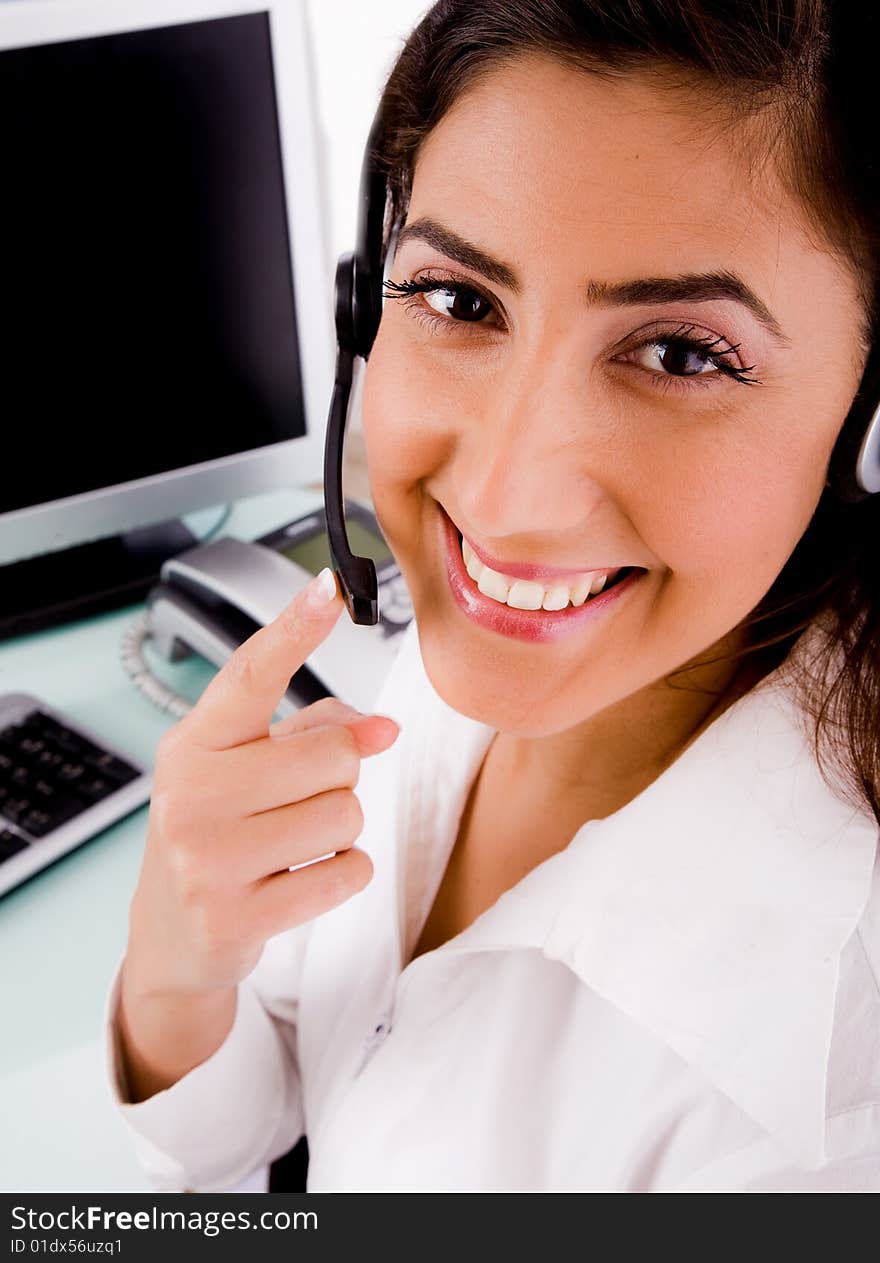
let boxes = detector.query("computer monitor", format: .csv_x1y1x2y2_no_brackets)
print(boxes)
0,0,334,633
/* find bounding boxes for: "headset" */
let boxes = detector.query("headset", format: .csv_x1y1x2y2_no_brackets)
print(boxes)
323,101,880,627
323,104,389,626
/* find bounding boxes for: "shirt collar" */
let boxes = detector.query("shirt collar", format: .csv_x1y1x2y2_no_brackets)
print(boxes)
404,621,878,1171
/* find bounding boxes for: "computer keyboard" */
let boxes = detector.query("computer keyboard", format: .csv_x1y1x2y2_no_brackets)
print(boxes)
0,692,152,897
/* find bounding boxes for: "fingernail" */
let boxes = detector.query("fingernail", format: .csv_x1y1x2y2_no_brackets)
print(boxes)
305,567,338,609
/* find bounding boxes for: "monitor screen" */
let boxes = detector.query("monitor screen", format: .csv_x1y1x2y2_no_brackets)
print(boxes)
0,11,306,513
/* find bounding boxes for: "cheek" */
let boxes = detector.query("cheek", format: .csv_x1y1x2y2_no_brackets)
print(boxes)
654,427,825,608
360,327,457,513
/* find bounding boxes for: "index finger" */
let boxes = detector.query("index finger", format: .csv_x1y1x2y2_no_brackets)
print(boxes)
179,566,344,750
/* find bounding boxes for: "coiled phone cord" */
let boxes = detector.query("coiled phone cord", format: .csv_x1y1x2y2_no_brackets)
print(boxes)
117,502,234,720
118,611,193,719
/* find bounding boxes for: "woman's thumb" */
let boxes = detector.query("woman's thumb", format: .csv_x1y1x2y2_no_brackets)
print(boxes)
269,698,400,751
343,712,401,757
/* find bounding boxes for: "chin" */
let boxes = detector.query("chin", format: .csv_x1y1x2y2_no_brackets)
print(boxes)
414,618,588,738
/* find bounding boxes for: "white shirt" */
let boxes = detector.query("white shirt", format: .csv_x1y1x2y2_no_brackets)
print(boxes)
102,618,880,1192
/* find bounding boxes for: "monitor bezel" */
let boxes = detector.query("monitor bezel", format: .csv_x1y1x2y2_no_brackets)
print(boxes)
0,0,333,564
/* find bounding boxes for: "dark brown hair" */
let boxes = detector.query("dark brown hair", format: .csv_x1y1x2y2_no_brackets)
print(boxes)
370,0,880,826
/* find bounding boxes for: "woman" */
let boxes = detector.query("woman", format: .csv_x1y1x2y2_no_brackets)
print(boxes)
105,0,880,1191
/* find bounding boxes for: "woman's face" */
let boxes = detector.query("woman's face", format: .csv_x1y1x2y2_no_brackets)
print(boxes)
361,54,867,738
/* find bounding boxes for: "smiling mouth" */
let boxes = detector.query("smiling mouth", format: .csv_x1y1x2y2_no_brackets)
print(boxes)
454,528,637,609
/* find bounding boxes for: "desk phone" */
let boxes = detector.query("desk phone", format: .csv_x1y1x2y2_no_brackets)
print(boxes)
146,500,414,716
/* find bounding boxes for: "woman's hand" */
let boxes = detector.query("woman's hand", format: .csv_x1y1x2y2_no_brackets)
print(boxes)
115,569,399,1101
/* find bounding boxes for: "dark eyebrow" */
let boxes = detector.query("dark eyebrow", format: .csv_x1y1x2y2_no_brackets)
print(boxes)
395,216,791,347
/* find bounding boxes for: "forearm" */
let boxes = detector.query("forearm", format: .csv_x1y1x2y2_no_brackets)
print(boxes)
116,957,238,1104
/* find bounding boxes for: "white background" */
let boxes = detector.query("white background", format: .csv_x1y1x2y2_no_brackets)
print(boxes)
306,0,432,262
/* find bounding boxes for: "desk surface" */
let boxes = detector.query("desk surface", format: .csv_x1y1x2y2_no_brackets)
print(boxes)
0,484,330,1191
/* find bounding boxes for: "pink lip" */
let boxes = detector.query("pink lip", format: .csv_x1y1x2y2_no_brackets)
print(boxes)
439,502,645,644
445,508,624,582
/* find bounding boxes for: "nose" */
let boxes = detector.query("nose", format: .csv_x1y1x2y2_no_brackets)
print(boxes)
453,338,613,539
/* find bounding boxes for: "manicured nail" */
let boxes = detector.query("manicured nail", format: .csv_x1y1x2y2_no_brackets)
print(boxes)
305,567,338,609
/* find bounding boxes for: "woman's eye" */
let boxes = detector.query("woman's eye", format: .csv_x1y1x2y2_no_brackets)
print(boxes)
383,277,501,331
615,328,760,390
627,338,721,377
423,286,493,323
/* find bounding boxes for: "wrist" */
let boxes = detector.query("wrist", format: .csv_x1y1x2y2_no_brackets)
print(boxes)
116,966,238,1103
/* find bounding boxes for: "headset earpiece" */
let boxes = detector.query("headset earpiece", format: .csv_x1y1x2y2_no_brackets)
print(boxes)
854,398,880,495
334,252,357,352
827,345,880,502
334,249,382,360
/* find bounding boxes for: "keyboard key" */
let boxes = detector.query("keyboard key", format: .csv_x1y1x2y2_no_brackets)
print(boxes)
18,808,54,838
57,761,86,785
82,749,139,785
34,744,66,774
21,794,84,836
31,777,61,801
33,713,102,759
76,775,116,804
0,796,32,825
0,829,28,862
1,731,48,770
6,763,58,798
49,729,92,758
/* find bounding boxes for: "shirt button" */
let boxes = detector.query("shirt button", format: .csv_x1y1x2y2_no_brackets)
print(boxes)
357,1010,393,1072
371,1013,392,1043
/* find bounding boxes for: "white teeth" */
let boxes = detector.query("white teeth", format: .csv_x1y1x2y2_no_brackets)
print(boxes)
569,576,593,607
506,579,545,610
476,567,511,602
459,533,622,610
542,584,571,611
